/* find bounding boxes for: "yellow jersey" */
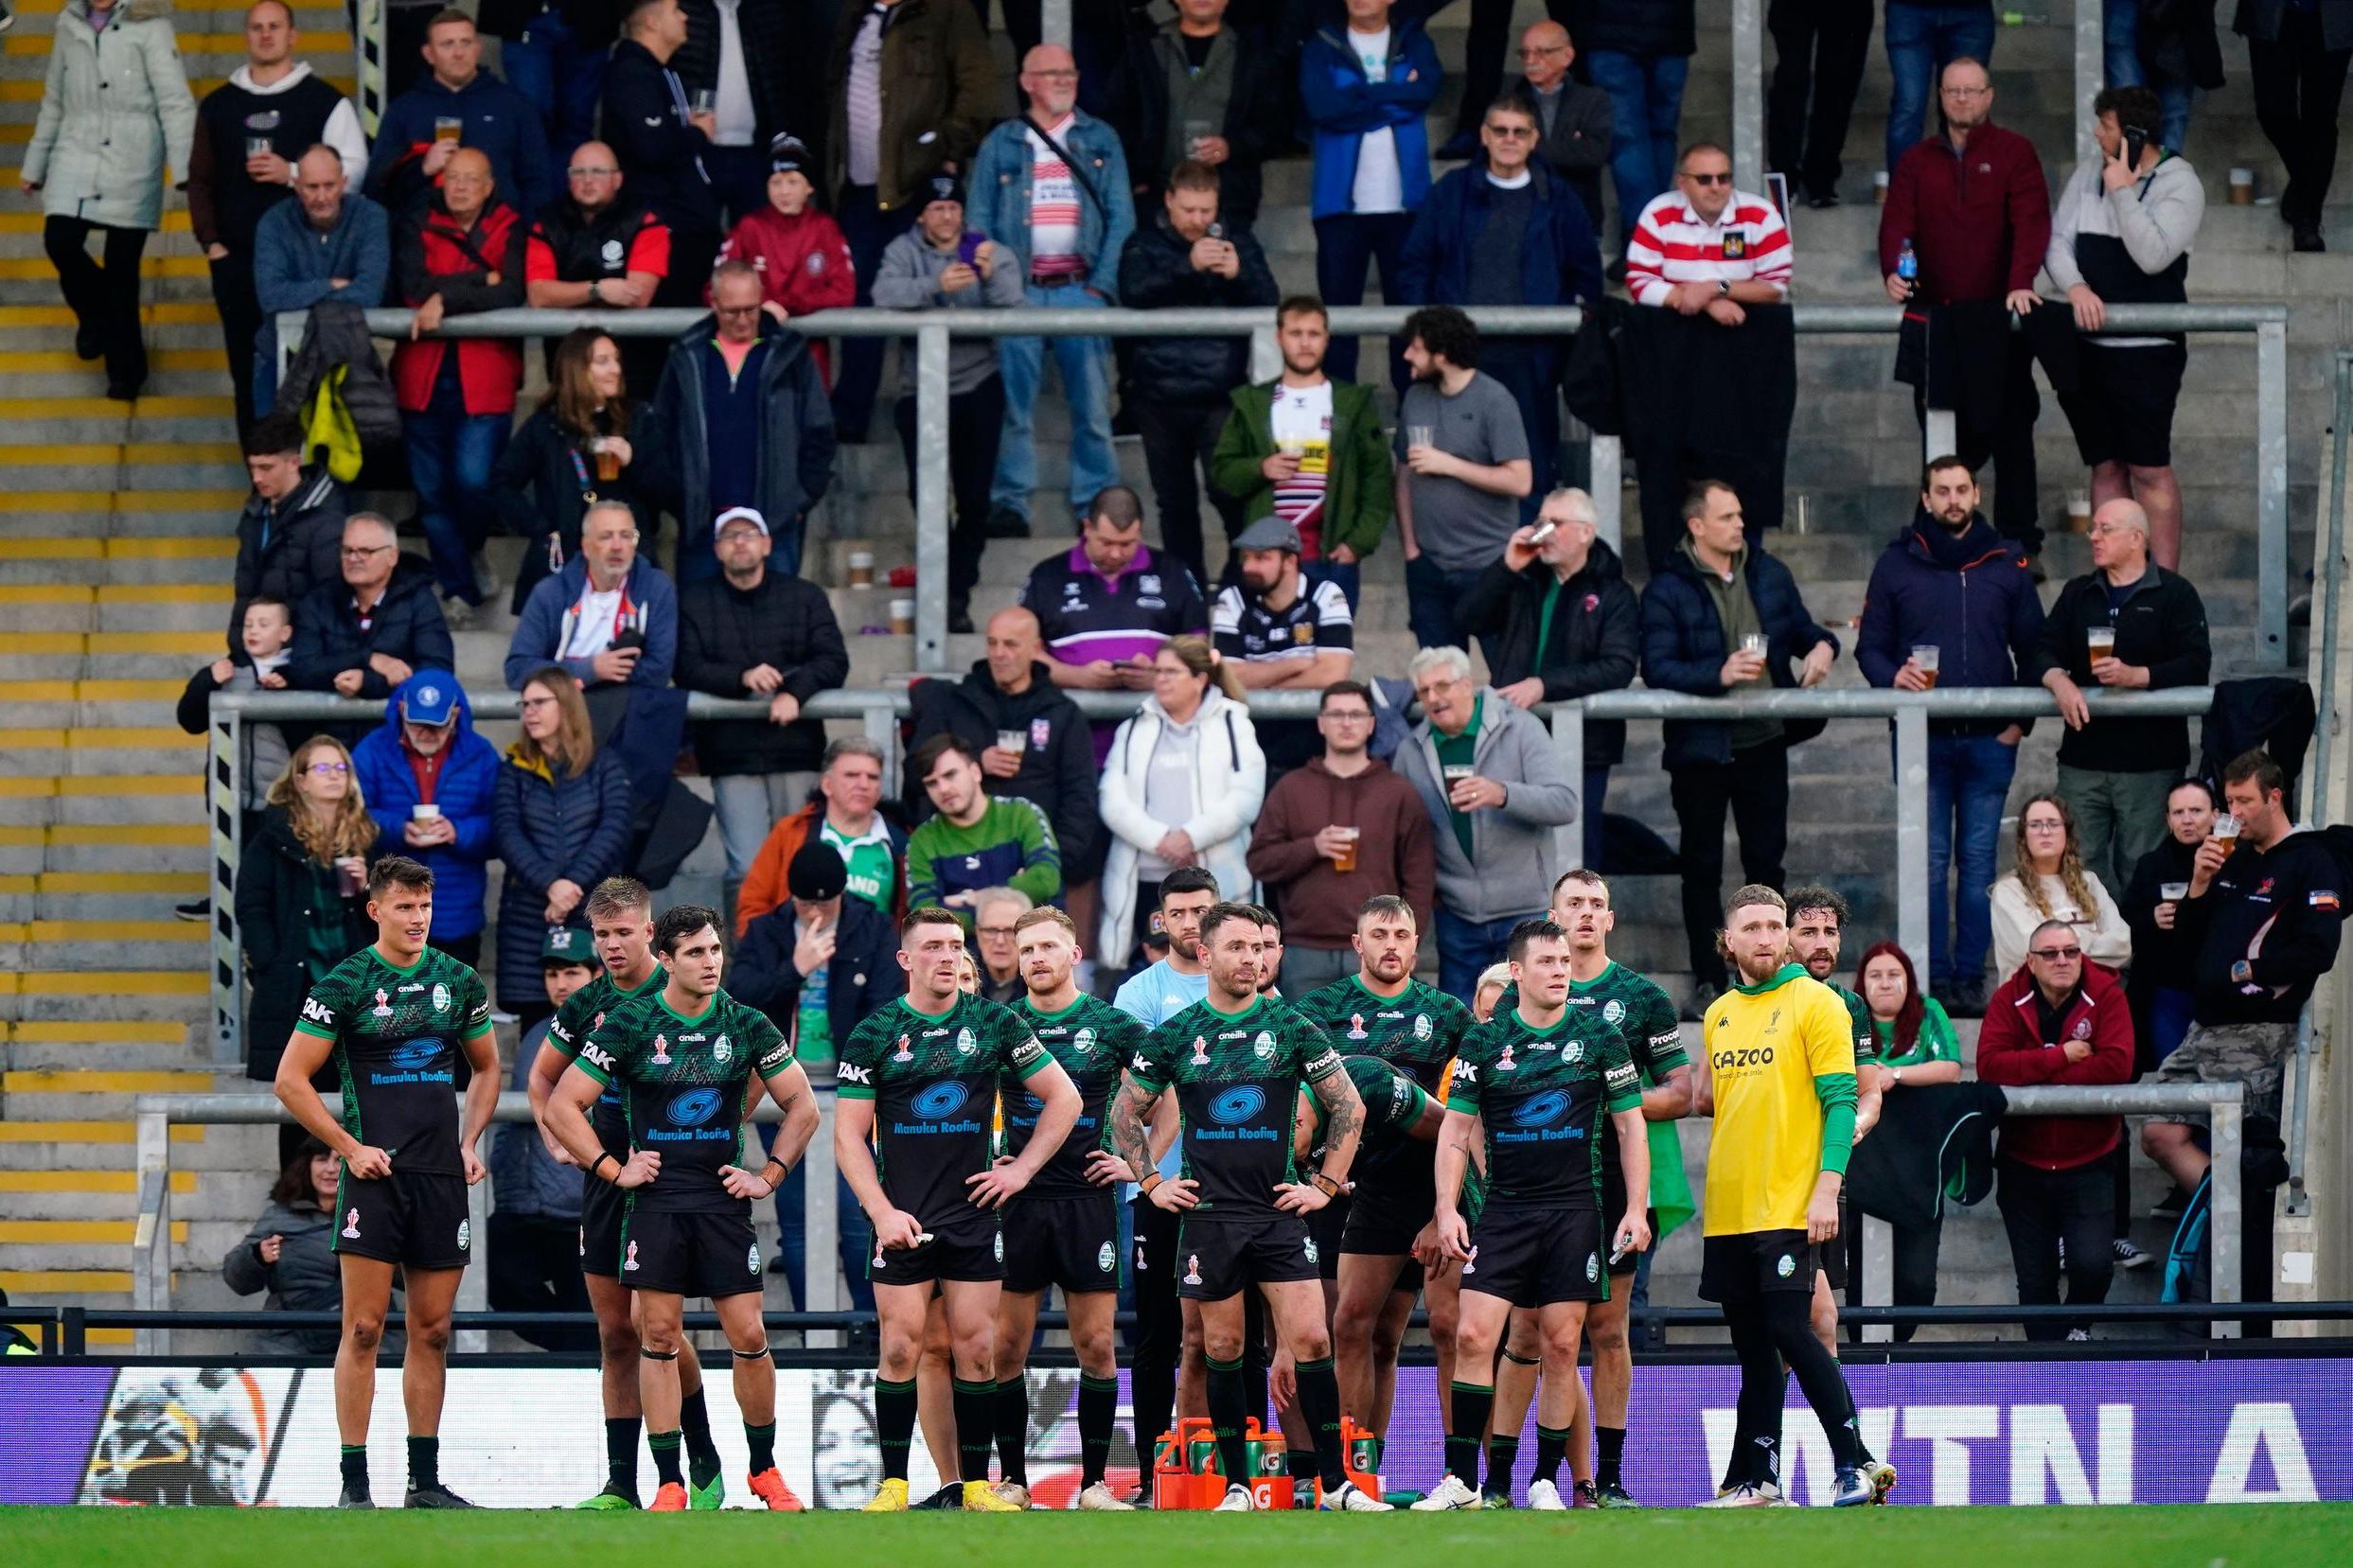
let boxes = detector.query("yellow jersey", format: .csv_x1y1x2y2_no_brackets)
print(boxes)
1701,964,1857,1236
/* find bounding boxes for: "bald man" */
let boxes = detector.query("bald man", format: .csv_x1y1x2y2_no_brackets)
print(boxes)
1508,21,1614,230
525,139,668,313
392,143,526,613
253,143,388,408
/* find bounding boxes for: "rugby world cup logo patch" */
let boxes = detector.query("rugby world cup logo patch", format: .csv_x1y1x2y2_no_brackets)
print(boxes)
1098,1241,1116,1272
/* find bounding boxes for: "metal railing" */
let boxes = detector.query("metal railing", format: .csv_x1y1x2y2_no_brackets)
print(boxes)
278,299,2294,673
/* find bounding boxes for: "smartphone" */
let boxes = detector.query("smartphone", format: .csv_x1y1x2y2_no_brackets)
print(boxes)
2122,122,2150,168
955,232,984,266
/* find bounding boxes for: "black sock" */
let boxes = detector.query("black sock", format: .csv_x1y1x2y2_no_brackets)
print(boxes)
1206,1355,1250,1489
745,1420,776,1474
1447,1383,1494,1487
679,1383,720,1485
1294,1357,1348,1492
1286,1449,1316,1483
1725,1304,1785,1489
1482,1433,1517,1495
1533,1424,1569,1486
1077,1374,1118,1489
876,1377,918,1482
649,1430,683,1489
993,1378,1031,1486
339,1444,368,1497
952,1378,996,1483
406,1435,438,1493
1762,1292,1867,1469
604,1417,640,1494
1597,1424,1626,1489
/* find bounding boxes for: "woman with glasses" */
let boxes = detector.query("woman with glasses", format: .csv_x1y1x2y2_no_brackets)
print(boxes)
236,737,378,1088
493,667,634,1026
490,328,653,613
1990,792,2132,982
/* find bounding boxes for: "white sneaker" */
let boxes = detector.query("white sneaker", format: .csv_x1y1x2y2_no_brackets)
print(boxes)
993,1482,1032,1508
1077,1481,1134,1511
1320,1480,1392,1513
1695,1483,1778,1508
1526,1479,1566,1511
1410,1475,1482,1511
1212,1483,1254,1512
2066,1328,2092,1342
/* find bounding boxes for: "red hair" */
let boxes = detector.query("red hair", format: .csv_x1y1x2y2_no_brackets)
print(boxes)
1854,940,1924,1059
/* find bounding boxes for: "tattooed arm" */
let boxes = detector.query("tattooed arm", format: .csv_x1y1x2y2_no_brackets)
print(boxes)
1275,1059,1361,1215
1112,1068,1196,1210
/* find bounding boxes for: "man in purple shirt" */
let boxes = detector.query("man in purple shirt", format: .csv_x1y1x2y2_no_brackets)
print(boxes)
1017,485,1209,695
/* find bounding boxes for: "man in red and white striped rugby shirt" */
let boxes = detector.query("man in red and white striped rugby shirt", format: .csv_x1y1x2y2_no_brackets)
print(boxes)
1622,142,1793,325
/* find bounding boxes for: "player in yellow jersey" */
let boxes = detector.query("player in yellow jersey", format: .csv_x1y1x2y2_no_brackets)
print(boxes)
1692,887,1875,1508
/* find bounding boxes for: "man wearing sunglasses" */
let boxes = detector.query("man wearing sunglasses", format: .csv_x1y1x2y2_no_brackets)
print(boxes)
1623,141,1792,324
1975,915,2134,1341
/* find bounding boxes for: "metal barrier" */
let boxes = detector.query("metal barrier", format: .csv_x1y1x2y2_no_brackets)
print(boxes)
276,299,2293,673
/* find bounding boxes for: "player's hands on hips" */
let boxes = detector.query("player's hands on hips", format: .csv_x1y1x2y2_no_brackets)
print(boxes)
1148,1176,1200,1213
461,1141,487,1185
614,1149,661,1189
873,1207,925,1250
1084,1149,1130,1187
344,1144,393,1180
719,1163,776,1200
1436,1207,1472,1261
1806,1176,1841,1243
1614,1209,1652,1260
966,1154,1031,1209
1272,1180,1330,1215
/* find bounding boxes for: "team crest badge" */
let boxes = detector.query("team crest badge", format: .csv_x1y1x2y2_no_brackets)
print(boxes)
994,1231,1005,1263
431,983,450,1013
1183,1255,1203,1285
1413,1013,1432,1041
1073,1028,1097,1053
651,1034,671,1065
955,1028,977,1055
1253,1031,1276,1059
457,1220,471,1251
1098,1241,1116,1272
1603,999,1625,1025
2071,1018,2093,1041
714,1034,733,1063
1584,1252,1599,1282
371,989,393,1017
1563,1040,1583,1064
1303,1237,1318,1265
1030,717,1053,749
1776,1253,1796,1279
749,1243,761,1274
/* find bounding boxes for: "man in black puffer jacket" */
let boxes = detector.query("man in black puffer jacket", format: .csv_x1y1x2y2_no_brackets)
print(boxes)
1119,160,1279,590
229,411,346,651
284,514,455,737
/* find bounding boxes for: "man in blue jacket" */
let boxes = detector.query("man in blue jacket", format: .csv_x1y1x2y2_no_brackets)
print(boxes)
503,499,679,691
365,9,554,217
1855,456,2045,1013
967,44,1135,542
252,147,389,411
351,672,502,965
1302,0,1441,384
1401,90,1602,520
1639,479,1839,1013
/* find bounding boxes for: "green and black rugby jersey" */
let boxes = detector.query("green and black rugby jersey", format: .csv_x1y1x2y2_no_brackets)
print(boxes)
1009,993,1147,1199
544,964,668,1154
1294,977,1469,1192
1132,994,1342,1220
837,993,1053,1228
1446,1003,1640,1209
1824,981,1882,1065
1566,960,1688,1180
575,986,790,1215
1302,1053,1433,1156
294,944,492,1177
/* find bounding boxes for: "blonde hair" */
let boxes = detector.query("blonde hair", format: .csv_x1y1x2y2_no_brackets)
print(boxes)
2011,792,2101,922
1159,633,1244,702
1015,905,1078,941
265,736,380,863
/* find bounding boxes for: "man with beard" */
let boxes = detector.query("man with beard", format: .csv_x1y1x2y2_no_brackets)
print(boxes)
1212,517,1355,781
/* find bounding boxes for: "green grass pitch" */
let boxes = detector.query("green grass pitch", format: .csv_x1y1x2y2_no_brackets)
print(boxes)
4,1503,2345,1567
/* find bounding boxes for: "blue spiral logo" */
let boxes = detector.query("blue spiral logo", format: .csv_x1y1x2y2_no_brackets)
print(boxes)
1513,1089,1572,1129
1208,1085,1266,1126
911,1081,971,1119
389,1038,442,1070
666,1088,724,1127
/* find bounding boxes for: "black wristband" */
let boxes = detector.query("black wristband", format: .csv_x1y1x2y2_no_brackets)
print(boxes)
759,1157,787,1187
590,1151,617,1183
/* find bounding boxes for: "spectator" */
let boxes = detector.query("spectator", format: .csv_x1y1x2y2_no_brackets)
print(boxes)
672,0,792,224
1583,0,1695,257
1879,56,2051,561
1393,644,1579,1000
188,0,368,432
1019,484,1211,693
365,8,554,218
639,259,837,583
1766,0,1869,209
1392,304,1533,656
969,43,1135,541
730,840,899,1313
2045,86,2204,571
494,666,636,1023
906,605,1098,881
2036,498,2212,891
1856,455,2044,1013
970,887,1033,1005
823,0,998,444
237,736,376,1083
713,135,854,384
1097,635,1265,971
285,514,455,703
1882,0,1994,180
1471,958,1512,1023
675,504,850,906
1852,937,1963,1332
1300,0,1440,383
522,139,668,324
349,671,498,966
1401,93,1603,516
2238,0,2351,254
251,145,390,411
229,412,345,647
737,736,906,933
1256,905,1285,994
601,0,724,312
1208,526,1350,795
2104,1,2204,152
1120,161,1281,590
906,733,1063,923
1456,486,1639,868
871,172,1026,632
1428,0,1520,159
390,146,526,618
2145,751,2344,1191
1510,19,1612,229
377,0,443,104
504,500,679,692
222,1137,352,1354
1245,679,1435,994
480,0,615,153
1990,792,2134,982
177,597,293,919
1639,479,1838,1010
1624,140,1793,318
2121,776,2219,1067
1208,294,1393,608
22,0,196,401
485,929,595,1353
1976,916,2136,1341
490,329,657,613
1111,0,1284,225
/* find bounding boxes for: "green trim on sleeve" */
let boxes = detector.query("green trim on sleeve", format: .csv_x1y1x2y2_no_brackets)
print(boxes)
572,1053,613,1089
1015,1048,1056,1082
1813,1070,1858,1175
1605,1086,1644,1116
292,1021,336,1042
835,1084,876,1101
464,1022,495,1043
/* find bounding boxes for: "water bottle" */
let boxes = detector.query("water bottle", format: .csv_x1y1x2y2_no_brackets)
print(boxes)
1896,238,1919,301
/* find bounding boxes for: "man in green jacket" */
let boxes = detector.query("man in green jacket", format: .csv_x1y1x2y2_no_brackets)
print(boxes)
1210,293,1393,607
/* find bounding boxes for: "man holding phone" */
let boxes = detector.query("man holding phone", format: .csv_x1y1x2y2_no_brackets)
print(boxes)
504,500,679,692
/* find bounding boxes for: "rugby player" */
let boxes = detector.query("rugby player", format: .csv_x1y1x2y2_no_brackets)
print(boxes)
836,907,1083,1512
273,855,500,1509
548,906,820,1510
1419,918,1648,1512
994,906,1148,1510
1109,902,1390,1511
